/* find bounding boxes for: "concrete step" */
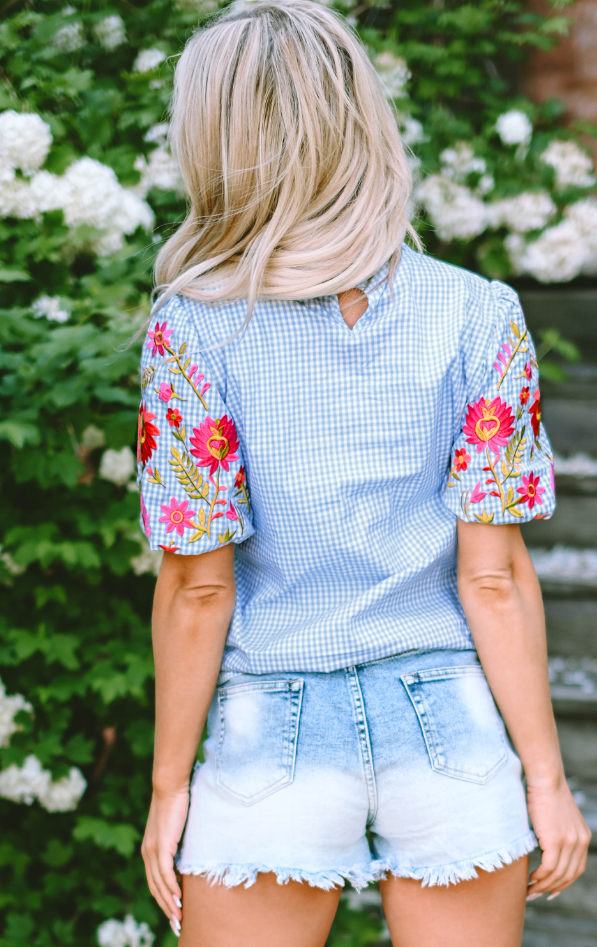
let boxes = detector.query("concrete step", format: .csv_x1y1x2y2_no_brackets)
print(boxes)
521,496,597,547
523,911,597,947
541,400,597,456
545,601,597,657
557,719,597,782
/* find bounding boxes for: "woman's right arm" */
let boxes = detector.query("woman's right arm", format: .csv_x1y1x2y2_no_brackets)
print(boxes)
141,545,236,927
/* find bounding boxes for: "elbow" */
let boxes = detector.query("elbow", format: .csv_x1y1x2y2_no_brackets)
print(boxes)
173,583,236,614
458,568,518,607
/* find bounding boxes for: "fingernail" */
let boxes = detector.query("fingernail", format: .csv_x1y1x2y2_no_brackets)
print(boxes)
171,916,181,933
547,892,561,901
528,879,538,885
173,896,182,909
526,893,542,902
170,919,180,938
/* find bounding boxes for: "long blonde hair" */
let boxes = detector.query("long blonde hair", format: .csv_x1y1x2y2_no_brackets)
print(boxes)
154,0,417,315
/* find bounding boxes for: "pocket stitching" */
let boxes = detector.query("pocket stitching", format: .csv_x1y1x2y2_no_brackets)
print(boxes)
215,680,303,806
401,667,508,785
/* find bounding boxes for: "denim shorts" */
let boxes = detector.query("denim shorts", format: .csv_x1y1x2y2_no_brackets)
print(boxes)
178,649,536,889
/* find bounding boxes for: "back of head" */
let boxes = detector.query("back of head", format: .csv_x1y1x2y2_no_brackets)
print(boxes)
155,0,417,310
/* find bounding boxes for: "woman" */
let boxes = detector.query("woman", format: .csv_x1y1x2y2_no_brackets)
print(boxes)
137,3,590,944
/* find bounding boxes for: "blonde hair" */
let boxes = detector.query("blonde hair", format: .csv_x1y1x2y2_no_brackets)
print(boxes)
154,0,418,316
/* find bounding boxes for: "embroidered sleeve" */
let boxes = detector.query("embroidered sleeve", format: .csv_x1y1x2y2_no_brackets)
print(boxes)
137,296,255,554
442,283,556,525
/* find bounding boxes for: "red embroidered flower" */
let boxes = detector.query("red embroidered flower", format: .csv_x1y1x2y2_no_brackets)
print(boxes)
140,493,151,538
529,389,542,438
158,382,172,402
520,386,530,406
159,497,196,536
189,415,239,475
137,403,160,465
463,397,515,455
235,466,246,488
166,407,182,429
159,543,180,552
225,502,238,521
454,448,471,472
517,471,545,510
470,481,487,504
525,361,532,381
147,320,172,357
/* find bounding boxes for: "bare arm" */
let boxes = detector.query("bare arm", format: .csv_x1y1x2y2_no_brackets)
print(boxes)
141,545,236,931
457,520,590,898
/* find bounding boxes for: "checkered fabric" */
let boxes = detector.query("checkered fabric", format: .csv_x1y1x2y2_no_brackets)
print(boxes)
138,245,555,674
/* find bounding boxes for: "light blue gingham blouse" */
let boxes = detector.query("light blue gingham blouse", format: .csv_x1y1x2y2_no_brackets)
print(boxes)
137,245,555,674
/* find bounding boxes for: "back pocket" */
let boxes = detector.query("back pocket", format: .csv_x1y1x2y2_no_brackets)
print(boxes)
215,680,303,805
401,665,507,784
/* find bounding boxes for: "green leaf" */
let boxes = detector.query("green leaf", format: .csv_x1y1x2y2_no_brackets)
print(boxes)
0,421,40,448
0,267,30,282
73,817,140,857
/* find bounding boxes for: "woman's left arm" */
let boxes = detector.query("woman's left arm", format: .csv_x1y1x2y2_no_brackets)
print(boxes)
456,519,591,898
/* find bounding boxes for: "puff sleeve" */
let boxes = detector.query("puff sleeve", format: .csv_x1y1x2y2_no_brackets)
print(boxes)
137,296,254,553
442,282,556,525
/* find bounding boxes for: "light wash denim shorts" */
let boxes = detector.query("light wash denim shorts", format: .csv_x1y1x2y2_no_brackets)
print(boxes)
178,649,536,889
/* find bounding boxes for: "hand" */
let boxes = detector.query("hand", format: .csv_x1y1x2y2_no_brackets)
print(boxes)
141,788,189,933
527,774,591,899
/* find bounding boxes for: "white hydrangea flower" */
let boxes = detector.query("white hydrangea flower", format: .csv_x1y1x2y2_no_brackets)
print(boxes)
0,755,50,805
487,191,556,233
416,174,487,242
31,295,70,323
0,547,26,576
495,110,532,146
372,52,410,99
52,22,86,53
81,425,106,450
505,220,588,282
133,148,183,197
131,542,163,576
133,49,167,73
440,142,486,183
38,767,87,812
61,157,122,230
144,123,169,145
0,110,53,174
94,15,127,50
0,678,32,748
401,117,427,147
0,178,36,218
29,170,72,214
564,199,597,274
97,915,155,947
99,447,136,486
476,174,495,196
540,140,596,190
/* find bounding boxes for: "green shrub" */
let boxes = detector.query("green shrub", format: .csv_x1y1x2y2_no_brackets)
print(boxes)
0,2,592,945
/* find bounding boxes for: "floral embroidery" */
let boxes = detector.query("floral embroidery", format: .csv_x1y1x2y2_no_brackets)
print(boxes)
158,382,173,402
137,403,160,465
225,502,238,521
525,361,532,381
189,416,239,475
470,481,487,504
493,320,529,390
166,407,182,429
147,320,173,357
159,542,180,552
140,492,151,537
529,389,541,438
517,471,545,509
520,386,530,406
463,397,515,454
159,497,196,536
141,365,155,390
453,448,471,471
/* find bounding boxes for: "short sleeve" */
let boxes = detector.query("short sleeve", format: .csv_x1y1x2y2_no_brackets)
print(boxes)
442,282,556,525
136,295,255,554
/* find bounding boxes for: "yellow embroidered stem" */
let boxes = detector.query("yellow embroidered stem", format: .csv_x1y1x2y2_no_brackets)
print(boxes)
496,329,528,391
164,344,209,410
206,469,221,538
485,445,506,515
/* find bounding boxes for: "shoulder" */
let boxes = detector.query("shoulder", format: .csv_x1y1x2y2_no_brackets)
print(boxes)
400,246,520,335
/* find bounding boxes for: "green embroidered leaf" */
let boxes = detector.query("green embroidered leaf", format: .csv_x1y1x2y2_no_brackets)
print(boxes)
218,529,236,544
509,506,524,518
179,341,187,355
168,447,206,500
506,486,514,504
168,366,183,375
474,510,494,524
510,321,520,339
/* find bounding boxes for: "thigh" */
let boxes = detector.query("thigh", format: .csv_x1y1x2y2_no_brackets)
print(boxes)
180,872,341,947
380,857,528,947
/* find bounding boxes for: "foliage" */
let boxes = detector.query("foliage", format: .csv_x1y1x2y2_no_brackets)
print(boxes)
0,1,590,945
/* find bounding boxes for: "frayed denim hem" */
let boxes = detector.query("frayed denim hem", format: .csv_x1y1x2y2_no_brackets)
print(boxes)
176,860,384,891
379,829,538,888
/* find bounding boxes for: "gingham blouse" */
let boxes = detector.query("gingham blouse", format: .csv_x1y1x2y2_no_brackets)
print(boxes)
137,245,555,674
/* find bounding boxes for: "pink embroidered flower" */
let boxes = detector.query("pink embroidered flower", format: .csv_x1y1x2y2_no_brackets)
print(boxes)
158,497,196,536
137,403,160,465
525,361,532,381
550,461,555,495
517,471,545,510
158,382,172,402
529,389,542,438
520,386,530,406
189,415,239,474
235,466,246,488
454,448,471,472
166,407,182,429
147,320,172,357
470,481,488,504
225,502,238,521
140,493,151,538
463,397,515,455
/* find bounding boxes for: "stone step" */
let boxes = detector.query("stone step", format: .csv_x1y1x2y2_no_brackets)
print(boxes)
542,399,597,456
545,601,597,657
519,289,597,357
557,719,597,782
521,497,597,547
523,910,597,947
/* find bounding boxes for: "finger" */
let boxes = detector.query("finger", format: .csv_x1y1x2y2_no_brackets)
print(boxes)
546,844,589,895
528,845,560,887
146,854,175,919
530,844,573,895
158,854,183,919
153,851,182,922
